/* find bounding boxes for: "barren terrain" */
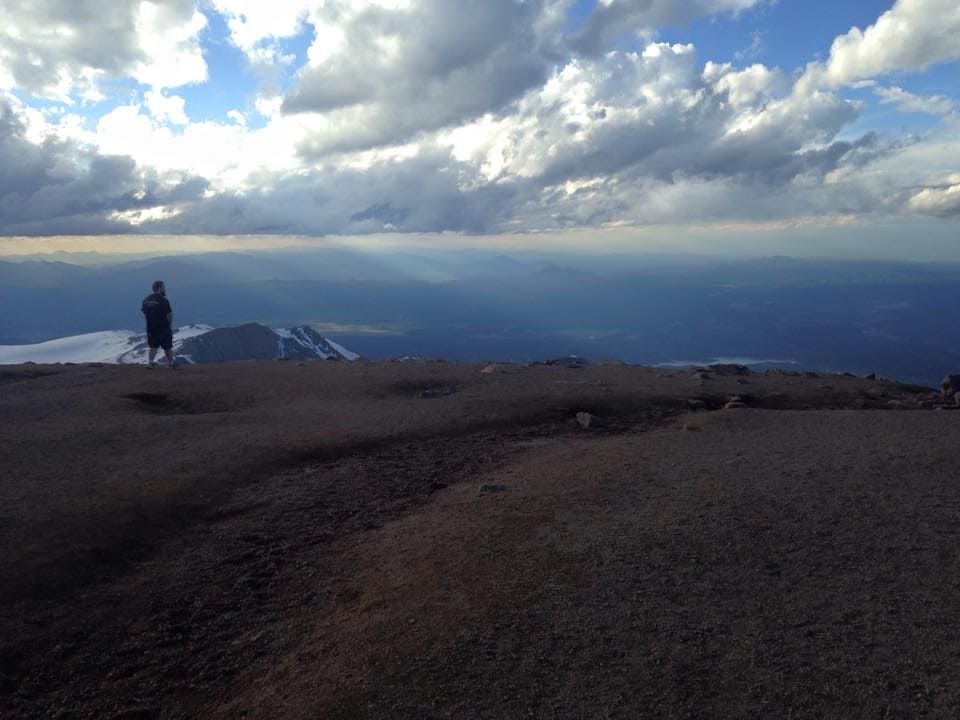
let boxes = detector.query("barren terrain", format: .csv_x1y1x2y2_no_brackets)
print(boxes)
2,360,959,718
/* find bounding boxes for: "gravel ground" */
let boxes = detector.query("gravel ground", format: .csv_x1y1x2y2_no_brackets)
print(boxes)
1,361,957,718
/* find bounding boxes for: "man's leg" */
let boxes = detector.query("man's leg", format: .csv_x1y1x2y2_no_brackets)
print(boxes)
148,347,158,367
164,348,176,368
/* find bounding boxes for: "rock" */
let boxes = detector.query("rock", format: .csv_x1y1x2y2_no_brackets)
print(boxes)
709,363,751,376
941,374,960,396
727,395,744,404
955,391,960,406
482,363,522,374
478,484,509,495
724,401,747,410
419,385,457,399
693,371,711,381
886,400,905,409
862,372,877,381
576,411,597,429
686,399,707,412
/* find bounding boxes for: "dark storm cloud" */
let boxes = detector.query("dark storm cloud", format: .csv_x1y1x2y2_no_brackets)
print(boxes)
143,148,522,235
282,0,562,155
0,95,208,234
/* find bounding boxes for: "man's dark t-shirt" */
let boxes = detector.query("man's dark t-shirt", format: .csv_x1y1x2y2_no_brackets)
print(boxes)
141,293,172,332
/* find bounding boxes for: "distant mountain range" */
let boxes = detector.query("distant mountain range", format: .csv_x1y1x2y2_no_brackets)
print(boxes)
0,324,359,365
2,249,960,385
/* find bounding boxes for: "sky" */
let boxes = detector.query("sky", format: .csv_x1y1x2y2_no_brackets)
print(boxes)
0,0,958,258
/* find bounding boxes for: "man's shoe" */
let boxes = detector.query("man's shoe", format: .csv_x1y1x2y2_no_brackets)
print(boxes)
147,362,155,369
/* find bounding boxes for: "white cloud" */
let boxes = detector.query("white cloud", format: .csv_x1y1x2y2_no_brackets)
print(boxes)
144,90,189,125
210,0,310,55
571,0,768,53
875,86,955,115
909,175,960,217
0,0,208,99
803,0,960,90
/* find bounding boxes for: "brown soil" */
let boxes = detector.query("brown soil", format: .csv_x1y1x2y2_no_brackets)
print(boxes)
1,361,958,718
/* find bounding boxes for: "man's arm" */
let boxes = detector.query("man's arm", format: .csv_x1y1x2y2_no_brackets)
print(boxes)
164,298,173,329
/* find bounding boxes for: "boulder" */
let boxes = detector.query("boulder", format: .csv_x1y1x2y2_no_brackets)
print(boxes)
941,374,960,396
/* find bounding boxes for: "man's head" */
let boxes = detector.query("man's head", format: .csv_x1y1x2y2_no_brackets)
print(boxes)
152,280,165,296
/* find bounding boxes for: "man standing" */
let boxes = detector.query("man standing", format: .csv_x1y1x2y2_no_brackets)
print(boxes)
141,280,177,369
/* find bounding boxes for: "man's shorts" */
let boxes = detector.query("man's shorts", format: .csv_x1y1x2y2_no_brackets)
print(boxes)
147,329,173,351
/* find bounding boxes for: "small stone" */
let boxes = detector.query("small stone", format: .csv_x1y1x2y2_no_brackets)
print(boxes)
724,401,747,410
419,385,457,399
576,411,596,429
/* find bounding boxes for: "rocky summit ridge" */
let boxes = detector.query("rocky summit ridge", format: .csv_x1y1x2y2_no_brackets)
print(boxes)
2,361,960,719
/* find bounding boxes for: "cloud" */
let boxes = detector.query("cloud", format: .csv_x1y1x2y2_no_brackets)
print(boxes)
0,93,207,234
280,0,566,155
0,0,953,239
909,176,960,217
0,0,207,99
570,0,767,54
450,45,860,193
210,0,310,60
803,0,960,90
144,90,190,125
874,86,955,115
